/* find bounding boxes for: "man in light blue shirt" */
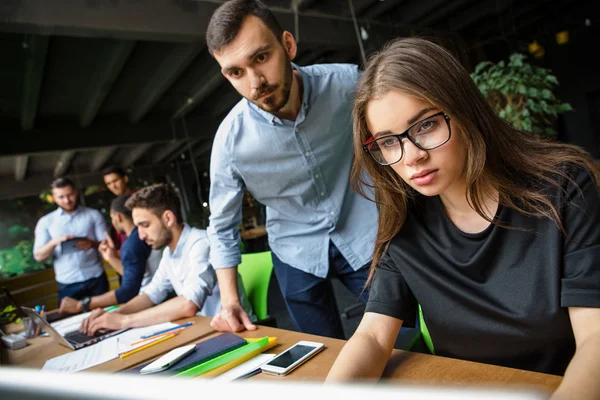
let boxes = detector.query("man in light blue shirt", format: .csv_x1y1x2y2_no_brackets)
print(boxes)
206,0,378,338
80,184,253,335
33,178,109,304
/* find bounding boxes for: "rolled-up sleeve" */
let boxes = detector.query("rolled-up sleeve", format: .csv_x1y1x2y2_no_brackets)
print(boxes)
91,210,108,242
180,238,217,309
142,257,172,305
33,216,51,254
207,124,244,269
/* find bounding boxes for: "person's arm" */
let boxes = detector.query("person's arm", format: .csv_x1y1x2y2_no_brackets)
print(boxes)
33,223,73,262
59,291,118,314
552,307,600,399
112,234,149,303
98,240,124,275
326,312,402,381
206,128,255,332
87,295,197,334
80,293,156,334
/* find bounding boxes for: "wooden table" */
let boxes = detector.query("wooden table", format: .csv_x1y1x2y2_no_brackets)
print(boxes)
2,316,562,394
1,316,214,372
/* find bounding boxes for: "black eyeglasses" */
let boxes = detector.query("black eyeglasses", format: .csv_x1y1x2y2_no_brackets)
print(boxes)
363,112,452,166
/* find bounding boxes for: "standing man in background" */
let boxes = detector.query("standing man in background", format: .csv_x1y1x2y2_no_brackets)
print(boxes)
205,0,378,339
58,194,161,314
102,166,131,197
33,178,109,304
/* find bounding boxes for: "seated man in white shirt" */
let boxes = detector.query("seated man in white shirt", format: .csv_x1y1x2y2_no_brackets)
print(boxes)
81,183,254,335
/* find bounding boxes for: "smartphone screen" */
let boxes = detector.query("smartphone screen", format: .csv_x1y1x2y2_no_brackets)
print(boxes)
266,344,316,368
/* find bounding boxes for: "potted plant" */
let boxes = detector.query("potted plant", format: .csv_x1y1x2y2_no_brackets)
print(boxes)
471,53,572,135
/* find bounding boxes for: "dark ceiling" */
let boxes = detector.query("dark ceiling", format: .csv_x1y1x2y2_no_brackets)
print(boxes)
0,0,597,199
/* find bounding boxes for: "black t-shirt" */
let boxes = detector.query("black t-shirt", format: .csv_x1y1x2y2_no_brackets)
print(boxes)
366,166,600,376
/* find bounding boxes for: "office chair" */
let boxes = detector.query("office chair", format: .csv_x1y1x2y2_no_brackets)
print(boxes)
238,251,277,327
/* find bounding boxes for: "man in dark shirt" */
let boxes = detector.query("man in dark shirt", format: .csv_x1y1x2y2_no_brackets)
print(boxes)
59,195,159,314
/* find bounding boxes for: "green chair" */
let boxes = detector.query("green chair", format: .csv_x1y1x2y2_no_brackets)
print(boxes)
238,251,277,327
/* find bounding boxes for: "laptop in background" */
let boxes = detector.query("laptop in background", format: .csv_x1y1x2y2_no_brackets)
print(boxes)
22,307,127,350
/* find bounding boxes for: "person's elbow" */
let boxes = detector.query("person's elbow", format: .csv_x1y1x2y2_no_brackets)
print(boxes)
33,251,47,262
180,298,200,318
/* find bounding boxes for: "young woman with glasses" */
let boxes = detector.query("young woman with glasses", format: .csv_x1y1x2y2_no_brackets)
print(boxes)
326,37,600,399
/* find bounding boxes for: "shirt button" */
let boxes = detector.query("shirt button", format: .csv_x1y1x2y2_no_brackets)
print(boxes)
314,174,319,179
305,152,310,157
330,211,335,216
295,127,299,133
320,192,325,196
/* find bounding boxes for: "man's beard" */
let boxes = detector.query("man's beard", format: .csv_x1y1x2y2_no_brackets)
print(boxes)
251,59,293,113
59,203,76,212
151,224,173,249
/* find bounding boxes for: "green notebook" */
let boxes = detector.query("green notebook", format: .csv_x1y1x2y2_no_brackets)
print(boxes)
174,336,269,378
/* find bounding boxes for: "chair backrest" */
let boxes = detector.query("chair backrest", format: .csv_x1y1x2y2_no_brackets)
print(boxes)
238,251,273,321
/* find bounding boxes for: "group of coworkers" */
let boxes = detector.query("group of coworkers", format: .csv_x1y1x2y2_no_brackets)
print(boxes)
30,0,600,398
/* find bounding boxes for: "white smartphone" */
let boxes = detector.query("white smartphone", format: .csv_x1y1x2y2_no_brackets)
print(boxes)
260,340,325,376
140,344,196,375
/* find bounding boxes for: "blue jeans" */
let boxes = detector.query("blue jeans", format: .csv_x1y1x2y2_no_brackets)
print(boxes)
58,273,109,304
272,241,370,339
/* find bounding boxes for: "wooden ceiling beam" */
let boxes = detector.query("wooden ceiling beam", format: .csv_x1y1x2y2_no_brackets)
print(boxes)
80,40,135,127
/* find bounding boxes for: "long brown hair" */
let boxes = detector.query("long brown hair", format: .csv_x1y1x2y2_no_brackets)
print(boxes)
352,37,600,284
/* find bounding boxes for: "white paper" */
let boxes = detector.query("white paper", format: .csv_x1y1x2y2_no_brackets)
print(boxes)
116,322,177,355
42,336,119,373
212,354,276,382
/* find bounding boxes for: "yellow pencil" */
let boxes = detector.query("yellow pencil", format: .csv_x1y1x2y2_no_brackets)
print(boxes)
119,331,178,359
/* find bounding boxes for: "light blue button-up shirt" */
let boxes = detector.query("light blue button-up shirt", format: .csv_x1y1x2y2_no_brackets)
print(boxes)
33,206,107,284
207,63,378,278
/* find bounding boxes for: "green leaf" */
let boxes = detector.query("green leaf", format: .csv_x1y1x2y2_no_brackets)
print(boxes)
541,89,552,99
474,61,492,74
528,88,539,98
544,75,558,85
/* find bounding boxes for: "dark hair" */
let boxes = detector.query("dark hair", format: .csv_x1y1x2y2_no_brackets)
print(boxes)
125,184,183,224
206,0,283,56
351,37,600,284
102,165,126,178
50,177,76,190
110,194,132,220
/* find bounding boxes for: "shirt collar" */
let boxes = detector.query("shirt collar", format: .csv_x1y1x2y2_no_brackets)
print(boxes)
246,62,310,125
168,223,191,258
58,205,80,217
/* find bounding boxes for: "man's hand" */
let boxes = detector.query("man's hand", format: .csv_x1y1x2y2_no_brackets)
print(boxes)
104,232,116,249
59,297,82,314
75,238,94,250
210,302,256,332
80,308,106,334
87,312,130,335
53,235,74,246
98,240,118,262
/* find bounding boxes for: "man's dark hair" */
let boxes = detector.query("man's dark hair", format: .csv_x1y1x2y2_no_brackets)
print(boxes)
206,0,284,56
125,184,183,224
102,165,127,178
50,177,76,190
110,194,132,220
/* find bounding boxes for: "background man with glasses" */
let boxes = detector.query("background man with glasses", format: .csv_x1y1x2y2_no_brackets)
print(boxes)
204,0,378,339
